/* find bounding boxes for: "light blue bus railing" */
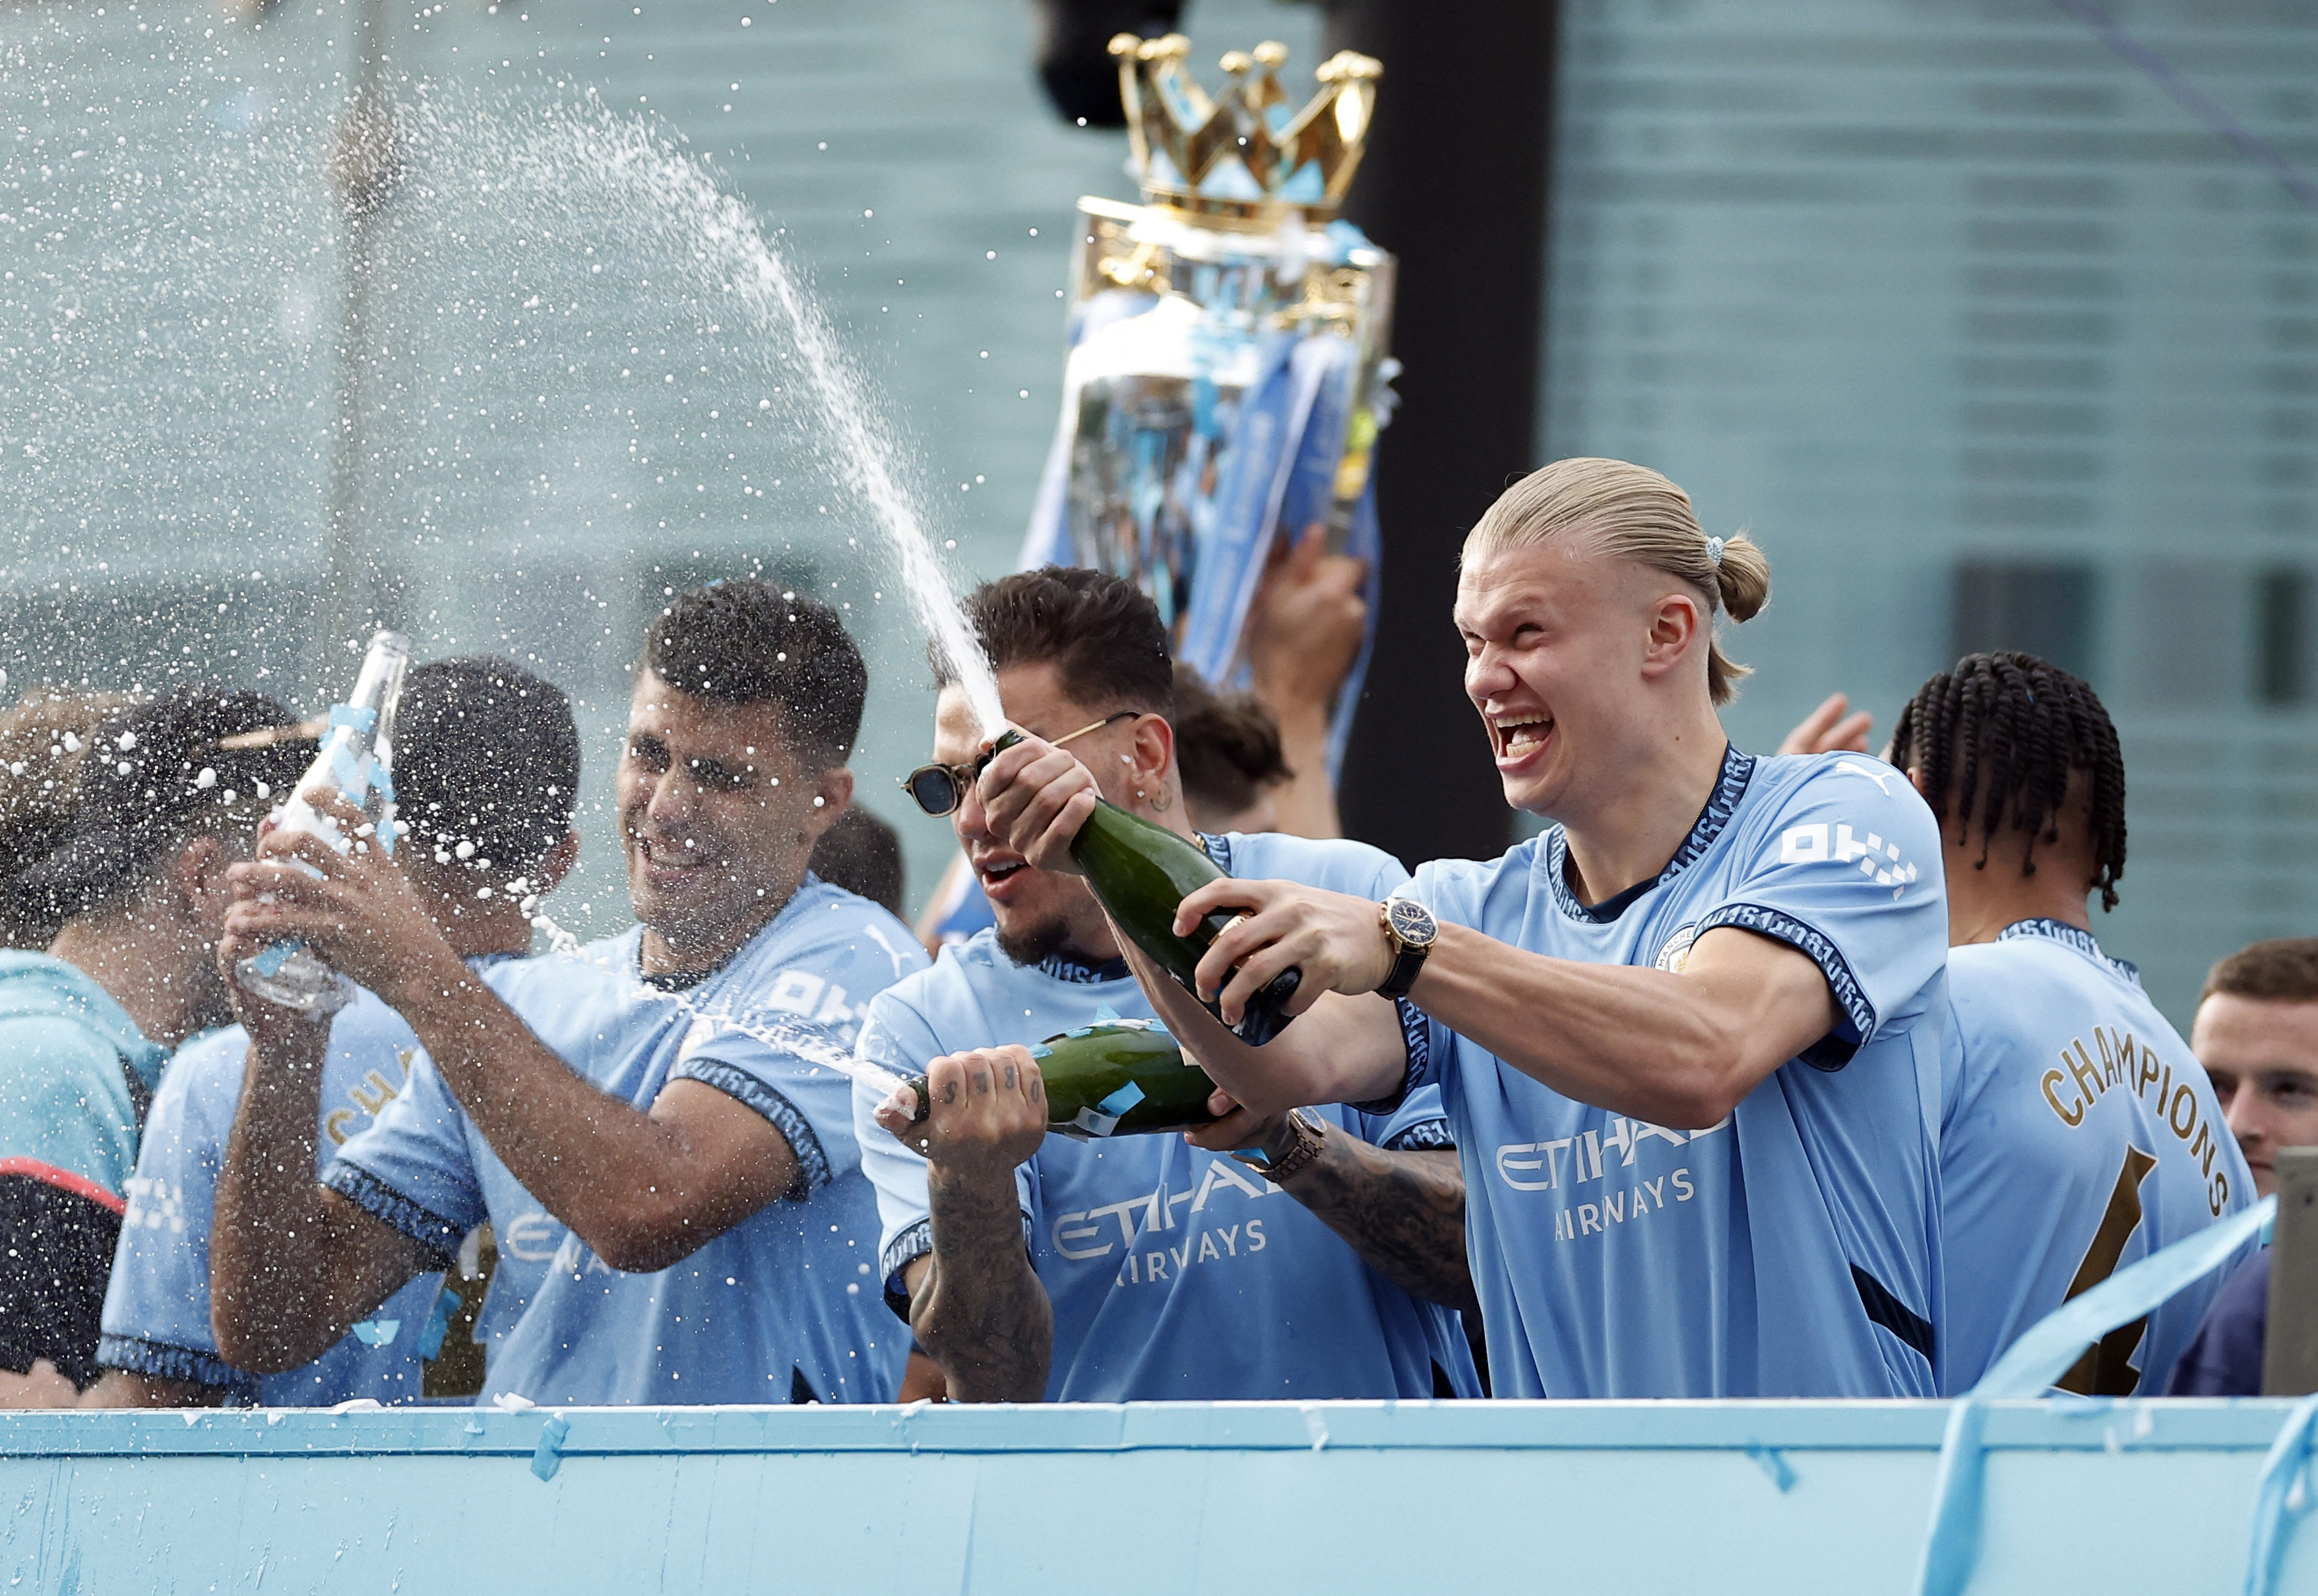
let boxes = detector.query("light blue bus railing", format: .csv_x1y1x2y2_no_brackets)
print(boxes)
1,1204,2308,1596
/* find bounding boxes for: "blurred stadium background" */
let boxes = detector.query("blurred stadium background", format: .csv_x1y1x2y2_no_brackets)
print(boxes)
3,0,2313,1019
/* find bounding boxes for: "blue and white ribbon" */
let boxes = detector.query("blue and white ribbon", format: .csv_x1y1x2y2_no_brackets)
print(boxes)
1913,1196,2274,1596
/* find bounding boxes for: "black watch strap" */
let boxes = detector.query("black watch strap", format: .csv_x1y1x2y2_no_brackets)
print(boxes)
1377,944,1428,1001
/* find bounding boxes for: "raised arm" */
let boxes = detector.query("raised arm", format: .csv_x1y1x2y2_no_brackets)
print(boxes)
1245,524,1369,841
223,791,798,1275
1178,878,1838,1130
382,965,798,1273
872,1047,1051,1403
210,954,439,1373
1404,923,1834,1126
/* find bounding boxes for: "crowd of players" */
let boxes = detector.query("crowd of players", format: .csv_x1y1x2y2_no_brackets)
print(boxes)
0,454,2302,1410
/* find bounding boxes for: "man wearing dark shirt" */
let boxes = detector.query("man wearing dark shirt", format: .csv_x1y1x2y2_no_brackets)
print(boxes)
2168,938,2318,1395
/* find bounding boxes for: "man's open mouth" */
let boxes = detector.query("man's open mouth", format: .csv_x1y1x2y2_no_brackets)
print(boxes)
975,857,1027,888
637,836,714,873
1491,714,1553,761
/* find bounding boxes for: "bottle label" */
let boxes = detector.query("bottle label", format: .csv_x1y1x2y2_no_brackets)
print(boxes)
280,712,398,858
319,711,372,795
1069,1079,1146,1139
245,939,301,978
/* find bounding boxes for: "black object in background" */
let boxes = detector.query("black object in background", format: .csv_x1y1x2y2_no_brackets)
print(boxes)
0,1173,122,1388
1324,0,1555,870
1032,0,1184,126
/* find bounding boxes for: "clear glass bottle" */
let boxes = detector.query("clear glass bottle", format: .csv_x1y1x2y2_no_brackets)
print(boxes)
237,630,410,1013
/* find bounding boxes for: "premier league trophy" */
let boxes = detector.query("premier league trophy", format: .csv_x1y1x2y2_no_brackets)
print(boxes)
1018,35,1394,768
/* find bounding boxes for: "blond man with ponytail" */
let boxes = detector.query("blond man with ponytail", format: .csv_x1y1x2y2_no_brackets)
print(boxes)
978,456,1955,1400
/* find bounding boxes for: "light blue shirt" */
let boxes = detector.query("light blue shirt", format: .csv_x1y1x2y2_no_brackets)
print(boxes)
854,831,1480,1403
1939,919,2253,1394
0,952,167,1208
1400,748,1951,1399
327,876,929,1406
95,971,524,1403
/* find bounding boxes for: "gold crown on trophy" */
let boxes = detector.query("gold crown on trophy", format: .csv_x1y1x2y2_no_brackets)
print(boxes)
1108,34,1381,224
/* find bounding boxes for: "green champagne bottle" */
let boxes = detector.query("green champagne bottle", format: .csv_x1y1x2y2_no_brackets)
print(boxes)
989,728,1301,1045
904,1020,1221,1140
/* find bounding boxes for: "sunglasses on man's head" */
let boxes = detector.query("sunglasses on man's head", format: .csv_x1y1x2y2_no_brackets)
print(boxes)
899,710,1139,818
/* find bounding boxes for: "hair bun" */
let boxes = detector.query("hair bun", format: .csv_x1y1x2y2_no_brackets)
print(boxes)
1713,533,1770,625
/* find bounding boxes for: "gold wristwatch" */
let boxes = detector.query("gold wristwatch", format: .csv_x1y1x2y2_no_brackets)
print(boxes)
1234,1108,1327,1185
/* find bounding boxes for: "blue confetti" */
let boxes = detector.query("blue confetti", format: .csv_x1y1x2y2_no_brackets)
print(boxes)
1095,1081,1144,1117
530,1414,571,1481
1745,1442,1796,1493
416,1285,456,1361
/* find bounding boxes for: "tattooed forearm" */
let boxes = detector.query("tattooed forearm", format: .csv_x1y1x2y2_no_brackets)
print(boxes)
1280,1142,1476,1314
912,1163,1053,1403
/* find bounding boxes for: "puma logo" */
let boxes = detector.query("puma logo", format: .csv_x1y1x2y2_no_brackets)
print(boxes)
1834,758,1897,795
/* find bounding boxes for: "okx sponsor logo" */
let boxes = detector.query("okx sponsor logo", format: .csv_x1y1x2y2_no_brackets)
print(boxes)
1780,820,1918,898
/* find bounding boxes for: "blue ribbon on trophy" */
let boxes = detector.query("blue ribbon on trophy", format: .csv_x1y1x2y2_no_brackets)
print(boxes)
1017,34,1394,778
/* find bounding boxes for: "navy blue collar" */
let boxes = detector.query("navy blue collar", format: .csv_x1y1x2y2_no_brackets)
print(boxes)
1037,952,1132,985
640,964,716,993
1547,744,1757,924
1998,916,2139,981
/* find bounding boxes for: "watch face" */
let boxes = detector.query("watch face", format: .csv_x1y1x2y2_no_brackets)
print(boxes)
1387,896,1437,948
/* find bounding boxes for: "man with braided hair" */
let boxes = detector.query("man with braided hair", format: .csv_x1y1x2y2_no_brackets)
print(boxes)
1889,651,2250,1394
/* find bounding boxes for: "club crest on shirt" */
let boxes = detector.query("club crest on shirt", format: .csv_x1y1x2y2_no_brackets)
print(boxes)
1656,923,1699,973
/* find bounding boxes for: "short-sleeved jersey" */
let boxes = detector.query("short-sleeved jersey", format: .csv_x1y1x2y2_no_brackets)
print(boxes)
0,953,170,1382
326,876,928,1406
1399,747,1950,1399
96,975,503,1403
1939,920,2252,1394
854,831,1480,1403
0,952,165,1207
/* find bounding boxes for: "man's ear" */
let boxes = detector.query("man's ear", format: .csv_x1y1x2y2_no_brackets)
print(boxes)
805,766,856,844
1639,590,1706,683
1905,764,1928,798
1131,712,1176,787
168,834,238,937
